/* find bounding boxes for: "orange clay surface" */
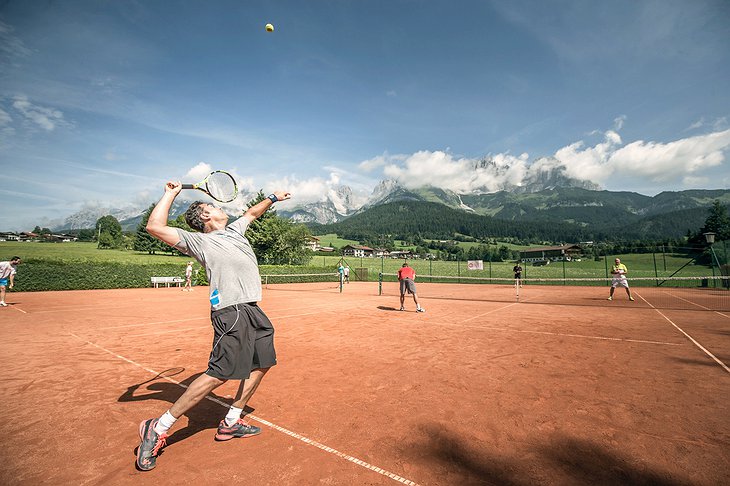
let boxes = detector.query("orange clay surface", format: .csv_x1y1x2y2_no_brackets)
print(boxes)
0,282,729,485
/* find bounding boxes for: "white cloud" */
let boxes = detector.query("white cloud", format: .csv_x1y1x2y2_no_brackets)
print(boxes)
358,153,405,172
12,95,69,131
178,162,257,213
613,116,626,130
686,117,728,132
379,150,529,193
607,130,729,182
257,171,367,210
686,118,705,131
262,175,333,205
554,129,623,182
183,162,214,182
554,128,730,186
362,126,730,194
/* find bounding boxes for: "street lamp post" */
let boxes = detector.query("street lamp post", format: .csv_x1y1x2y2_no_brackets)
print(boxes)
704,232,721,287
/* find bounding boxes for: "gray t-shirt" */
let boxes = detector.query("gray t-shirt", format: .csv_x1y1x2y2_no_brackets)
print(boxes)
174,217,262,310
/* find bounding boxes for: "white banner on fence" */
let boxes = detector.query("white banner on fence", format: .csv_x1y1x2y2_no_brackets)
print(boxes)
467,260,483,270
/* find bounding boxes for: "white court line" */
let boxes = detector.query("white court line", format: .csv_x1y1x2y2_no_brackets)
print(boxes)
11,305,27,314
68,333,420,486
457,299,674,345
461,302,520,323
663,292,730,319
463,325,681,345
635,293,730,374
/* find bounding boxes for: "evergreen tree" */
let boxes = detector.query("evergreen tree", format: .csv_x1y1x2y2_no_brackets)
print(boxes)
133,205,167,254
701,200,730,240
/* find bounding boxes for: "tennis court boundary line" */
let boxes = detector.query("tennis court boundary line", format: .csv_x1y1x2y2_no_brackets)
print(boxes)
69,333,420,486
456,301,679,345
635,294,730,374
662,292,730,319
448,323,681,346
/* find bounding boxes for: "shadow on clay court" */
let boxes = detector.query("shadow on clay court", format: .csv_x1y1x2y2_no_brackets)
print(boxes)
377,306,400,312
119,369,255,448
410,424,685,486
671,357,724,369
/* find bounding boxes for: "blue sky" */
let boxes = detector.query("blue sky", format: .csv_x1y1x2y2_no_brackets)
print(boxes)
1,0,729,230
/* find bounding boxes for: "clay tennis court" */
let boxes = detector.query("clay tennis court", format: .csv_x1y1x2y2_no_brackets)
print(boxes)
1,281,728,485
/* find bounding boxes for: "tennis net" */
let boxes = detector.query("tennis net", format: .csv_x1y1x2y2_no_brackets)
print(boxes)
378,273,730,311
261,272,342,291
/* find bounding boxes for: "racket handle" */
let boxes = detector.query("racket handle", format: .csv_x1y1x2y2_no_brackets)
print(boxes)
181,184,195,189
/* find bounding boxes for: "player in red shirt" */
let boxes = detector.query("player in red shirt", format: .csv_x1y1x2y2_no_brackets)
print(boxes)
397,262,425,312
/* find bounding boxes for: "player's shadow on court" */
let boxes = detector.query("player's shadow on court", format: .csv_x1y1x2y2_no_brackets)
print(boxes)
377,306,400,312
410,424,685,485
119,369,255,447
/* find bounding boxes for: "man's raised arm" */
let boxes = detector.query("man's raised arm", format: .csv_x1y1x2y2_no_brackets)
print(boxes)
146,181,184,247
242,191,291,223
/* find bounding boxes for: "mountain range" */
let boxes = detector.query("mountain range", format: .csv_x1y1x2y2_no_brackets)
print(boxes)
50,162,729,241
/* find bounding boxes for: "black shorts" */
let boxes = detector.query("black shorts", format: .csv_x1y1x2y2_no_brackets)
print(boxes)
206,302,277,380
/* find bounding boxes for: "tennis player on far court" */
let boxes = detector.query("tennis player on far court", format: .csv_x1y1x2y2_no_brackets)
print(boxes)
0,256,21,306
398,262,425,312
136,181,291,471
513,261,523,288
182,261,194,291
608,257,634,301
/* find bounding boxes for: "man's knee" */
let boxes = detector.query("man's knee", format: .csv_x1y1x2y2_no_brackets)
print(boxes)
198,373,226,390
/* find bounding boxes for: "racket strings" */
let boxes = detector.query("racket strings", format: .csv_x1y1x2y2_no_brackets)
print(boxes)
206,172,237,202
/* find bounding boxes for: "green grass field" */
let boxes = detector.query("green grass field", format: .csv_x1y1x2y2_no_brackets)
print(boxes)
313,233,361,249
0,241,190,264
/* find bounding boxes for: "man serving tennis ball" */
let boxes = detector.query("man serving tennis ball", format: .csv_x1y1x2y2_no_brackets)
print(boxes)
136,180,291,472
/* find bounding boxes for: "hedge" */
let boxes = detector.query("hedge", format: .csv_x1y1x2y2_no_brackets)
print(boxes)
13,259,190,291
12,261,341,291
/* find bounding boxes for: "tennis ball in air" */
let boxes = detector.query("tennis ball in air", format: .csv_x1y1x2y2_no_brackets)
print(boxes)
265,23,274,32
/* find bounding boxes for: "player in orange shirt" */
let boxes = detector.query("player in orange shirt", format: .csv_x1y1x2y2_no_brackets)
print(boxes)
397,262,425,312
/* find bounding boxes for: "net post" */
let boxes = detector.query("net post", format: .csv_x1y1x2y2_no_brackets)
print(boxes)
378,272,383,296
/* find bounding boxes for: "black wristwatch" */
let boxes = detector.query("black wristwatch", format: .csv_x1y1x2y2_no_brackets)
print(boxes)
267,194,278,203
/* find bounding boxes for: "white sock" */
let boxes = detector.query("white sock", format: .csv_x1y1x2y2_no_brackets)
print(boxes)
225,406,244,426
154,410,177,435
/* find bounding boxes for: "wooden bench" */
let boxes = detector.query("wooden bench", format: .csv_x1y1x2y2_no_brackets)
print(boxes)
151,276,185,288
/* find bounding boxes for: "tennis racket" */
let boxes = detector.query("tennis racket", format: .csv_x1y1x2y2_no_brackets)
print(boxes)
182,170,238,203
